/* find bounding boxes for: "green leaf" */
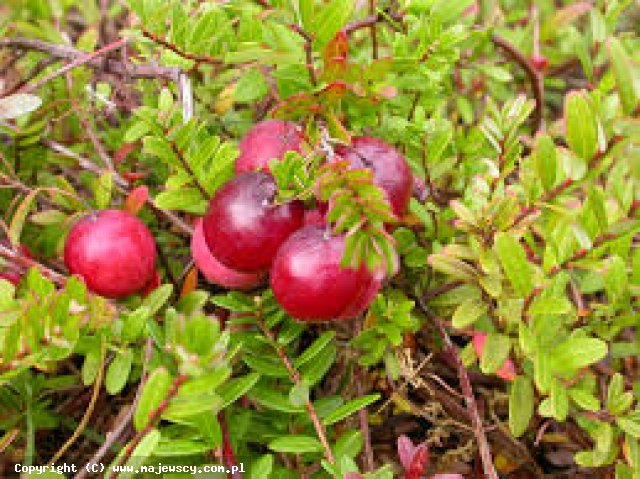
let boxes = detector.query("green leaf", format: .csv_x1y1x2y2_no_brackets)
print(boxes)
235,68,269,102
94,171,113,210
527,296,572,316
313,0,355,49
550,337,608,373
289,381,310,407
217,373,260,408
294,331,336,368
141,284,173,316
154,188,207,214
534,134,558,191
479,333,511,375
451,298,487,328
607,38,640,115
494,233,533,296
9,189,38,246
105,349,133,395
134,368,171,431
250,454,274,479
322,394,381,426
569,388,601,411
617,417,640,439
565,91,598,161
118,429,161,479
268,435,324,453
509,376,534,437
427,254,476,281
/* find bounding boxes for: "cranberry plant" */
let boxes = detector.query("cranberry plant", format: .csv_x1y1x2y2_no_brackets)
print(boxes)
1,0,640,478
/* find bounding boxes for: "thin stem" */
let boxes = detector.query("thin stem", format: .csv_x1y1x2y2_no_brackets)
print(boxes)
0,37,180,83
49,339,106,464
142,29,222,67
415,297,499,479
255,316,335,464
289,25,317,87
491,33,544,134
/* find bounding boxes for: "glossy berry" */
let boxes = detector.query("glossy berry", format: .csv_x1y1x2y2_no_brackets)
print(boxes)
64,209,157,298
191,219,263,289
270,226,381,322
203,172,304,273
335,136,413,217
0,271,21,285
235,119,304,174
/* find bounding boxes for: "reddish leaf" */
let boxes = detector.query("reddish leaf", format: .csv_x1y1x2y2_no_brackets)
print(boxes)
472,332,517,381
405,444,429,479
122,172,148,183
123,185,149,216
397,435,417,470
323,31,349,65
114,142,137,165
181,266,198,297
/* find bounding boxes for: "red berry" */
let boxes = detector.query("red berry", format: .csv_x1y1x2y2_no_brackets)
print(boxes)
64,209,157,298
191,219,263,289
270,226,381,322
0,271,21,285
335,136,412,217
203,172,304,273
303,204,328,228
235,120,304,174
531,54,548,71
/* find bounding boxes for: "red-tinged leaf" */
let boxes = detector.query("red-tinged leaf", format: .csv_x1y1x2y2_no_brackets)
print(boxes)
181,266,198,297
9,189,39,246
344,474,364,479
123,185,149,216
318,81,349,105
114,142,137,165
141,270,160,297
122,172,149,183
472,333,516,381
323,31,348,65
405,444,429,479
270,93,320,119
377,85,398,99
397,435,416,470
541,2,592,40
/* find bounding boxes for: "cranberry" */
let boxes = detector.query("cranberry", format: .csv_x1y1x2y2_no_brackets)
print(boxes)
303,204,328,228
335,136,413,217
191,219,263,289
203,172,304,273
235,120,304,174
64,209,157,298
270,226,381,321
0,271,21,285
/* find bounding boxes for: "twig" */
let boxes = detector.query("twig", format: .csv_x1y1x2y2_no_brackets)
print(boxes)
142,29,222,67
255,316,335,464
0,244,66,285
491,33,544,134
73,338,154,479
219,412,243,479
415,297,499,479
48,339,106,464
354,319,374,472
41,139,193,236
421,280,465,302
289,25,317,87
18,38,128,94
0,37,180,82
169,139,209,199
343,12,404,35
510,178,574,229
111,373,189,478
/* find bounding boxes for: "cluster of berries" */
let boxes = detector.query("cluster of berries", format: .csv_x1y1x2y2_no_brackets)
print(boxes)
62,120,412,322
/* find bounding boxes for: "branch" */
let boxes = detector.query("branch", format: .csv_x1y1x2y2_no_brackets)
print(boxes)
0,37,180,82
0,244,67,285
289,25,317,87
41,139,193,236
491,33,544,134
255,316,335,464
415,297,499,479
343,12,404,35
142,29,222,67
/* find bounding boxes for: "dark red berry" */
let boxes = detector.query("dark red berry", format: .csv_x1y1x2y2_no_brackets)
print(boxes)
335,136,412,217
531,54,549,71
203,172,304,273
270,226,381,322
235,120,304,174
191,219,263,289
64,209,157,298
